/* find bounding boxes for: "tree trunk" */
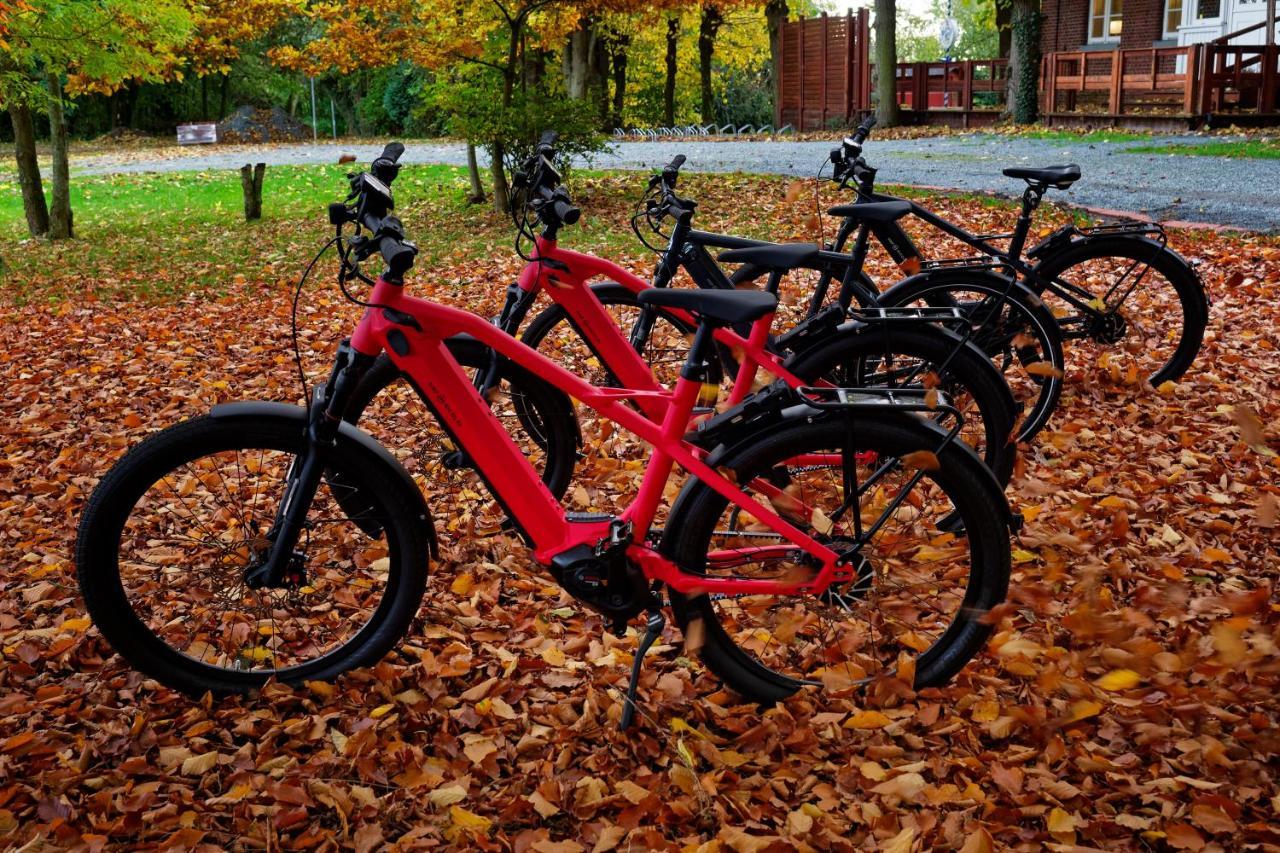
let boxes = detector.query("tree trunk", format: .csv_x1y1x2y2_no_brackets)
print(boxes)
522,47,546,90
241,162,265,221
8,101,49,237
765,0,788,117
873,0,901,127
997,0,1013,57
1006,0,1041,123
218,73,230,120
564,21,594,99
46,72,74,240
610,35,629,130
489,141,510,214
466,143,486,204
699,5,724,125
593,34,610,126
664,17,679,126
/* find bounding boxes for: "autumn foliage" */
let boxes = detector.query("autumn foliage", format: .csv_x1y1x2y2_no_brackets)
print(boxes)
0,176,1277,849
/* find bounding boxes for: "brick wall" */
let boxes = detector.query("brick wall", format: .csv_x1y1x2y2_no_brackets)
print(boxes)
1042,0,1089,52
1041,0,1168,52
1120,0,1167,47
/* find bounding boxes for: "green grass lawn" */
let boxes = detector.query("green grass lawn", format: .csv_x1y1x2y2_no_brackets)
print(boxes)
0,164,775,303
0,162,1086,306
1120,138,1280,159
987,128,1156,143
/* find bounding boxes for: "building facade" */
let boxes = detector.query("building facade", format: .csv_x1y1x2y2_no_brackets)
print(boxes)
1042,0,1277,52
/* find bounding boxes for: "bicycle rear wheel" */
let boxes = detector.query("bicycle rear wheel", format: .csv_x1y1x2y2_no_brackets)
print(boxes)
664,413,1011,703
1032,235,1208,387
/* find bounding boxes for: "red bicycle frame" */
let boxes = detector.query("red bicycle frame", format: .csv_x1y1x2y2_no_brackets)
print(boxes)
349,276,857,597
516,234,811,417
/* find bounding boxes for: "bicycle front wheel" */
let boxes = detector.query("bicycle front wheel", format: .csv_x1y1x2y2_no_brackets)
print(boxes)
75,413,431,695
664,413,1011,703
1032,235,1208,387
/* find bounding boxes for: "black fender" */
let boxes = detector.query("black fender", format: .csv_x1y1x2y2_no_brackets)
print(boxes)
1028,232,1205,293
210,401,438,559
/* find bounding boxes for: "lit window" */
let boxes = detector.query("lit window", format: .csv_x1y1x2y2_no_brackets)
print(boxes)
1089,0,1124,42
1164,0,1183,37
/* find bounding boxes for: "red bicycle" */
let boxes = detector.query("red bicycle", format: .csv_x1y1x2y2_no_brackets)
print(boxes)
75,143,1013,722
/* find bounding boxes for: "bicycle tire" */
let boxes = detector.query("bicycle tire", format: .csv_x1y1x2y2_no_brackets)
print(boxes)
877,269,1065,443
520,282,696,389
1032,235,1208,387
663,412,1011,702
75,414,431,695
786,323,1018,488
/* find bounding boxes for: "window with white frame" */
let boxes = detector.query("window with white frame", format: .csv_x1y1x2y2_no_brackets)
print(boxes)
1164,0,1183,37
1195,0,1220,20
1089,0,1124,42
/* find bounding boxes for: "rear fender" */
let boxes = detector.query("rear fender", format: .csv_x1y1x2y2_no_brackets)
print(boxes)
210,401,438,559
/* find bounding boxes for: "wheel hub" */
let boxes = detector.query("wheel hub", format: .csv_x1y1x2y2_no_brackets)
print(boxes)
821,544,876,607
1089,310,1128,344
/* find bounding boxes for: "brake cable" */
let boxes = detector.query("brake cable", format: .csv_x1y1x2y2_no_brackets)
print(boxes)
290,236,340,406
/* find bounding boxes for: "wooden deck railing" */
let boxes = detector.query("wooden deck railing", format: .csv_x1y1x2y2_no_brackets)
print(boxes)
1041,43,1278,118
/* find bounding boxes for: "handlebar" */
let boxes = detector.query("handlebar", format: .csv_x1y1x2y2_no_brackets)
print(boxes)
330,141,418,282
371,141,404,185
829,116,877,185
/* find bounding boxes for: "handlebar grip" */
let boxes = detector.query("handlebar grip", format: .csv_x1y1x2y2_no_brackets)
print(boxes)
382,241,417,279
538,129,559,150
851,115,876,145
667,154,686,171
380,142,405,164
553,200,581,225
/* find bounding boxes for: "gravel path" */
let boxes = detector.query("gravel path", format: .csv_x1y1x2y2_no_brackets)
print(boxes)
72,134,1280,231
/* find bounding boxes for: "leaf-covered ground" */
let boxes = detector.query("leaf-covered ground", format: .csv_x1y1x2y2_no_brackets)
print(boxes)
0,173,1277,851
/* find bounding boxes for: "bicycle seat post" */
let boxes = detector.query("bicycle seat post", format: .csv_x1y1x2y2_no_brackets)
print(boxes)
1007,185,1044,262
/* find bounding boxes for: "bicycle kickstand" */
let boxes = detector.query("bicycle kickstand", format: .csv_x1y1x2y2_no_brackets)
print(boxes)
620,608,666,730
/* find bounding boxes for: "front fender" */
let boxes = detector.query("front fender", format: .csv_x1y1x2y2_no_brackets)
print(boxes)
210,401,438,559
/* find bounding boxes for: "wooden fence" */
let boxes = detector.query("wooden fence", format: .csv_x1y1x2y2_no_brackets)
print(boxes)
894,60,1009,113
775,12,1279,129
775,9,871,131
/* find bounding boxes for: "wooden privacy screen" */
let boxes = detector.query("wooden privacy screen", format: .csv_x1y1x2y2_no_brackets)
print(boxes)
776,9,871,131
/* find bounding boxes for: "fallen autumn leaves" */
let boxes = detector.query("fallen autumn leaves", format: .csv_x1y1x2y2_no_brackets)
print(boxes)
0,178,1277,851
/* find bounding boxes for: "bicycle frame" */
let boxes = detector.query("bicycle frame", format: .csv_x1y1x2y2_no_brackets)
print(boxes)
349,275,860,597
510,234,810,411
822,183,1168,330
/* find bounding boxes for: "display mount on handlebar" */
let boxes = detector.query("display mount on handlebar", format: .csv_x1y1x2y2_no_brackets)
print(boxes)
327,142,419,284
512,130,583,243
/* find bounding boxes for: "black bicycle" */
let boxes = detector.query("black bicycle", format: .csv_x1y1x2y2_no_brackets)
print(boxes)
505,154,1020,489
731,117,1208,439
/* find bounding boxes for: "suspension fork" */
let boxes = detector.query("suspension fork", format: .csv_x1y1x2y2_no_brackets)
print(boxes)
245,340,375,588
475,283,540,396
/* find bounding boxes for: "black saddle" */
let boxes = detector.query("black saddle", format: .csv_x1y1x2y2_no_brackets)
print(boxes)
637,288,778,326
717,242,818,270
825,200,913,222
1003,164,1081,190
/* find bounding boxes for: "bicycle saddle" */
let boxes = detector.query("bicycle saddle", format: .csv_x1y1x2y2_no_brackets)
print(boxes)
716,242,818,270
1003,164,1081,190
637,288,778,325
825,199,913,222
